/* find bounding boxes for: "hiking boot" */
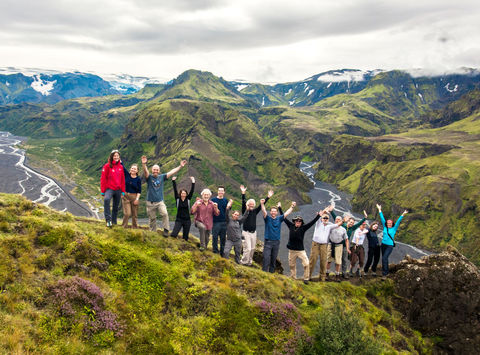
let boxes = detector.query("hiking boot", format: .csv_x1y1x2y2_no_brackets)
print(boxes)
372,272,377,277
106,221,112,228
303,280,309,285
335,274,341,282
342,273,349,279
163,229,169,237
357,270,362,278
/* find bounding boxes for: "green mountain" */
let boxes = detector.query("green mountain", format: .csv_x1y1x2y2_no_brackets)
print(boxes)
0,193,435,353
312,90,480,265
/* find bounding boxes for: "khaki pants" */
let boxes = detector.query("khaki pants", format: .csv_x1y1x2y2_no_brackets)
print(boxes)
289,250,309,281
327,244,343,265
309,242,328,281
241,230,257,265
146,201,169,232
195,221,210,249
122,193,139,228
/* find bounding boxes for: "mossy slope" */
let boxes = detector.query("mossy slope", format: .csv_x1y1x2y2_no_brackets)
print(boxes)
0,193,431,354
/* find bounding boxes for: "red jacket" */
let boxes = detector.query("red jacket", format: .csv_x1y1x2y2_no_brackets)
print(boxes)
100,161,126,193
191,200,219,230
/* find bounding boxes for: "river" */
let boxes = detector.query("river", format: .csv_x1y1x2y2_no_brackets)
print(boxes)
0,132,94,217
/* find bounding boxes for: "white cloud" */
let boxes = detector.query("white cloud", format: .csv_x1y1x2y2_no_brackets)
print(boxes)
0,0,479,82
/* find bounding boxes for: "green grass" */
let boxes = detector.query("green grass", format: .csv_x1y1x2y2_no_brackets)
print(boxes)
0,193,433,354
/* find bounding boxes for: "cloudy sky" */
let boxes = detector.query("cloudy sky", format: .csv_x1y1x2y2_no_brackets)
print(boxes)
1,0,479,82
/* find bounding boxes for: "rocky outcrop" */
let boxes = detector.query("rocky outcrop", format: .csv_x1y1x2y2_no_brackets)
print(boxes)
390,246,480,354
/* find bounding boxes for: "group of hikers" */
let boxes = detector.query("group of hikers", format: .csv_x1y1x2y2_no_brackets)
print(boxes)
100,150,408,282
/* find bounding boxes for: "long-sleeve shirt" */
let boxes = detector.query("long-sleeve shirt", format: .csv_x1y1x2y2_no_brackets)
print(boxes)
191,200,220,230
226,207,250,242
100,161,125,193
284,214,320,250
366,230,382,247
331,210,366,242
312,221,339,244
173,179,195,221
122,164,141,194
379,211,403,246
352,228,368,246
241,194,270,232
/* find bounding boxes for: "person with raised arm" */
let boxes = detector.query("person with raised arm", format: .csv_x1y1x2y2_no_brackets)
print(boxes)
283,210,321,284
239,185,274,266
260,200,294,273
350,221,369,277
223,199,250,264
364,221,382,276
326,216,348,281
141,155,187,236
171,176,195,240
191,189,220,251
309,209,343,281
329,206,368,279
100,149,126,228
376,204,408,278
121,163,141,229
211,186,229,256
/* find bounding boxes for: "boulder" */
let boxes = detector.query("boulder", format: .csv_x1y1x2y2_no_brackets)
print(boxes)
390,246,480,354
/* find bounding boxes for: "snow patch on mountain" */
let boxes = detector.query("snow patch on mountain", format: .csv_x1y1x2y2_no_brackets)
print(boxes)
284,88,292,96
5,81,10,87
445,83,459,93
307,89,315,96
289,100,295,106
102,73,164,94
31,75,56,96
235,84,249,91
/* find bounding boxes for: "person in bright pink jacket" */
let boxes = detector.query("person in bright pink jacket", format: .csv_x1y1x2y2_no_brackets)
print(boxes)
100,150,126,227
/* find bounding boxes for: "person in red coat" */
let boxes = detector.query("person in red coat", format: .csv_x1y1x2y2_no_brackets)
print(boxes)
100,150,125,227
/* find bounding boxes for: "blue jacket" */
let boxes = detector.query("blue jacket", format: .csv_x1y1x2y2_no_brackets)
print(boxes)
379,211,403,247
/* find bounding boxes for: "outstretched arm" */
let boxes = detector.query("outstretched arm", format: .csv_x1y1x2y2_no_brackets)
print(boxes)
240,185,247,214
303,213,321,231
283,201,296,218
172,176,179,200
166,159,187,179
187,176,195,200
377,204,386,227
141,155,149,179
260,199,267,218
394,210,408,229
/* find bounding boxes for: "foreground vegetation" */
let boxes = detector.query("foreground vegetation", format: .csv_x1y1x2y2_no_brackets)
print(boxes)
0,193,431,354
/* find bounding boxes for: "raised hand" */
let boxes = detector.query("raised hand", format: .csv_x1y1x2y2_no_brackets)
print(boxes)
141,155,147,164
267,189,274,198
190,176,195,183
402,210,409,215
277,202,282,208
260,199,266,205
171,176,177,181
227,199,233,208
363,210,368,218
291,201,297,208
180,159,187,167
327,205,334,212
376,204,382,211
240,185,247,194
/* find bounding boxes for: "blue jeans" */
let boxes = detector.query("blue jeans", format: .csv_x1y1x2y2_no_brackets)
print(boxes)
104,189,122,224
263,239,280,273
212,221,227,255
381,244,394,276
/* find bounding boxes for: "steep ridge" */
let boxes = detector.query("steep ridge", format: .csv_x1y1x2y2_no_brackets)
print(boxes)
0,193,434,353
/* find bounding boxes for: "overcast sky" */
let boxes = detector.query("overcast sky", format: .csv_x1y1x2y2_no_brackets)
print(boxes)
1,0,479,83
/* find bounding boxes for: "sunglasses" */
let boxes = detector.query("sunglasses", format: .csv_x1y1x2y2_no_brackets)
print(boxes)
322,217,329,220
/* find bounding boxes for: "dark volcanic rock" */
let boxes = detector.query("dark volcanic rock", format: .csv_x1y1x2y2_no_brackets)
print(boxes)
390,246,480,354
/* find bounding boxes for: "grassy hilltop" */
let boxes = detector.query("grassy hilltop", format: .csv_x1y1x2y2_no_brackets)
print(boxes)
0,193,431,354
